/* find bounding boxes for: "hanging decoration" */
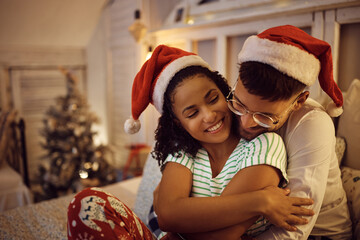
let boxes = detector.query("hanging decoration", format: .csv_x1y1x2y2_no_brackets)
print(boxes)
128,9,147,42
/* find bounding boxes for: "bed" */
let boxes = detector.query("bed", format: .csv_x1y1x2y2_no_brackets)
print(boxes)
0,176,142,240
0,80,359,240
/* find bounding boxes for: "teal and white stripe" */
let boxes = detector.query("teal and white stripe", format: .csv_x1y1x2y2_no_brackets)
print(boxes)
165,132,287,197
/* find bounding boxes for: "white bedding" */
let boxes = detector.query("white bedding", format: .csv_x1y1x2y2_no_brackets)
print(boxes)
0,177,141,240
0,162,32,212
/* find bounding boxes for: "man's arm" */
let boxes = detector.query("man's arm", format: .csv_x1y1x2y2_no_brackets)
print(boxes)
156,133,314,238
257,110,334,239
156,162,270,233
180,132,314,239
157,164,313,239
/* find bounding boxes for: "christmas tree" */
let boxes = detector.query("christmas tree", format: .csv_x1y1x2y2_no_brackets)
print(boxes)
38,68,116,200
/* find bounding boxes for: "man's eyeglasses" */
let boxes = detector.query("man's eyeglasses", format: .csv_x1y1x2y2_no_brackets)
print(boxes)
226,90,302,128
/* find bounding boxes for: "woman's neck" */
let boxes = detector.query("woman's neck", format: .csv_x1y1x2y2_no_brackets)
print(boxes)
203,133,239,178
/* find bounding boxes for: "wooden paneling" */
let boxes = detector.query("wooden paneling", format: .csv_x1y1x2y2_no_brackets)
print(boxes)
106,0,140,166
0,45,86,183
337,6,360,91
0,47,85,67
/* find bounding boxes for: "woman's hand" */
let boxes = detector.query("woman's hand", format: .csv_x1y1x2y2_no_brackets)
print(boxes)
261,186,314,231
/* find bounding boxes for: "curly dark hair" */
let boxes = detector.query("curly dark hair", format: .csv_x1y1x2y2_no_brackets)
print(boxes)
151,65,233,167
239,61,306,101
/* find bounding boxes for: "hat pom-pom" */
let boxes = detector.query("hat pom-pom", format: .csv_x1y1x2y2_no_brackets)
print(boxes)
124,118,141,134
326,101,343,117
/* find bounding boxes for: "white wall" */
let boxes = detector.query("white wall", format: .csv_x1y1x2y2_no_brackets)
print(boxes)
338,22,360,91
93,1,148,167
86,11,109,146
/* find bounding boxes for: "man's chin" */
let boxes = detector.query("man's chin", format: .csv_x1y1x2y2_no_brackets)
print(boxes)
239,128,266,141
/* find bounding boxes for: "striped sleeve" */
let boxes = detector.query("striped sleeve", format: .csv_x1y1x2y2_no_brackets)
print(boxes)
240,132,288,185
164,151,194,172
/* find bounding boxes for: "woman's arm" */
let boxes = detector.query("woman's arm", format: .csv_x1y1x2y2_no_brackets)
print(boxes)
156,162,265,233
181,165,294,240
155,163,313,235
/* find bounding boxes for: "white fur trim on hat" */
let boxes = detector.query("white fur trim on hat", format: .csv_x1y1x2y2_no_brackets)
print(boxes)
124,118,141,134
152,55,210,113
238,36,321,86
326,101,343,117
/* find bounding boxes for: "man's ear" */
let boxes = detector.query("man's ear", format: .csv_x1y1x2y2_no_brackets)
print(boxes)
293,91,309,111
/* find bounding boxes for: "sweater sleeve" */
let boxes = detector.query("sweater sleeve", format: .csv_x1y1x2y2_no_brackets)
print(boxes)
239,132,288,186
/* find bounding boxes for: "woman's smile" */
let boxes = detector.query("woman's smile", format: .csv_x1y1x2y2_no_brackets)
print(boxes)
205,119,224,133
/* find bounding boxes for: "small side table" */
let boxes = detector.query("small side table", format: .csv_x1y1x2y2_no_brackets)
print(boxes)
122,144,151,180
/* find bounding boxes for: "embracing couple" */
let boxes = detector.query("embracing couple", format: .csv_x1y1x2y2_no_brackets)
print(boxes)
68,25,352,240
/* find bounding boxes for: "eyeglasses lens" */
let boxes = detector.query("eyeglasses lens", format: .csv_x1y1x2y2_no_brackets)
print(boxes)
227,97,273,128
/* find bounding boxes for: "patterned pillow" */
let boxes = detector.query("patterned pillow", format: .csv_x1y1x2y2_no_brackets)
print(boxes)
335,137,346,166
341,166,360,239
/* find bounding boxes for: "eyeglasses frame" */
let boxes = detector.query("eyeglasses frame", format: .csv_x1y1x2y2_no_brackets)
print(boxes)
226,87,303,128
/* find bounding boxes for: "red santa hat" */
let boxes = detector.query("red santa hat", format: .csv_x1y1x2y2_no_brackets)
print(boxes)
124,45,211,134
238,25,343,117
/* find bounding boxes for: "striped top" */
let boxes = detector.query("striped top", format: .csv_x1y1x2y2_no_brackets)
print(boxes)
164,132,288,236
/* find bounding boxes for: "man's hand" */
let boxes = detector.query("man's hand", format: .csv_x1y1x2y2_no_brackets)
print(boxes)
261,186,314,231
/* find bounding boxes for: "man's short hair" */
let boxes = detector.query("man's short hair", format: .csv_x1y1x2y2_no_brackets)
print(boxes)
239,61,306,102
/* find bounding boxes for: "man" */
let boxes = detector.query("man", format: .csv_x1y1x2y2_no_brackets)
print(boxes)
227,25,352,239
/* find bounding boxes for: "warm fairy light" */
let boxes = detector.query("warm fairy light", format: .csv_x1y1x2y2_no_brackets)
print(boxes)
92,162,99,171
186,18,194,25
79,170,89,179
84,162,92,169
